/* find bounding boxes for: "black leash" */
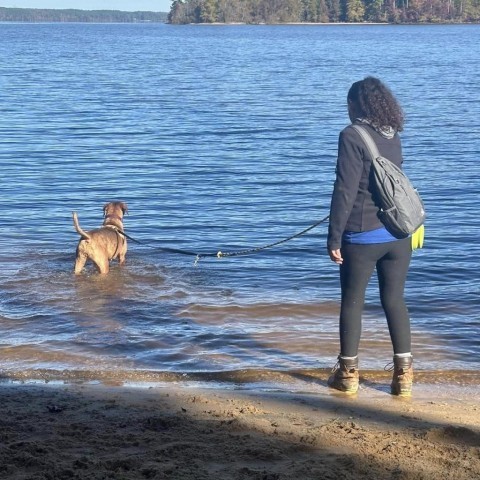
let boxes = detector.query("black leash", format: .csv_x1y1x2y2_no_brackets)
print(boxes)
208,214,330,261
117,215,330,266
116,230,221,259
117,230,144,245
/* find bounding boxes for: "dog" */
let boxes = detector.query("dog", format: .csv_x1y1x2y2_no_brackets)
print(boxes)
72,202,128,274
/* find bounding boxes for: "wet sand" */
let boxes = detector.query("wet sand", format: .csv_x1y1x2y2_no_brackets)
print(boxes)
0,371,479,480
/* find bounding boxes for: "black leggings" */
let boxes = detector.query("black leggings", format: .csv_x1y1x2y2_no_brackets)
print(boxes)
339,237,412,357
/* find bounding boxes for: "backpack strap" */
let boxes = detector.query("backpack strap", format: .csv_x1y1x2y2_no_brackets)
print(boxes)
351,124,380,161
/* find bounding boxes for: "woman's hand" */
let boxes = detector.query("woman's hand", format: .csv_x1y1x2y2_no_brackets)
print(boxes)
329,249,343,265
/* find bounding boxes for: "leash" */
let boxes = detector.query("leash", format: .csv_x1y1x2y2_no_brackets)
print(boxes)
117,215,330,266
116,229,219,259
208,214,330,261
116,230,144,245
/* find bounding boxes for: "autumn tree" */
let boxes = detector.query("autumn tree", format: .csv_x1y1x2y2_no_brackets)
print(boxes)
200,0,217,22
347,0,366,20
364,0,384,21
166,0,480,23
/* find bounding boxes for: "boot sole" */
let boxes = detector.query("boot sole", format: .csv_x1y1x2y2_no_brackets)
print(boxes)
391,384,412,396
328,382,359,394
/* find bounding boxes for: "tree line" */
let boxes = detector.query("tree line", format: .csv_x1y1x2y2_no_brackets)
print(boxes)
0,8,168,23
168,0,480,23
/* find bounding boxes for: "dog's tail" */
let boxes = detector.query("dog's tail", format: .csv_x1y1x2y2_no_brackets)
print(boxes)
72,212,91,240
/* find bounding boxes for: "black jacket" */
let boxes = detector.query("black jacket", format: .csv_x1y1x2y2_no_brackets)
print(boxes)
327,122,404,250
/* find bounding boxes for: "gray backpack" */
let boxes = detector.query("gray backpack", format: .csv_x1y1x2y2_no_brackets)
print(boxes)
352,125,426,238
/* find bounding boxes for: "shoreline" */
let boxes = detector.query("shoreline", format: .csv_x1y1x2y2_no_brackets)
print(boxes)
1,376,478,479
2,366,480,386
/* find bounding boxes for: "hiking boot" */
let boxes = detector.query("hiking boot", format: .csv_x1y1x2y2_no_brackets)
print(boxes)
389,355,413,396
328,355,359,394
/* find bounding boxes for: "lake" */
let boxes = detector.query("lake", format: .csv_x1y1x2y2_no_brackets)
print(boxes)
0,23,479,386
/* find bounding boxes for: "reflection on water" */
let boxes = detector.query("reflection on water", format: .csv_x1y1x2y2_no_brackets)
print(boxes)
0,250,475,376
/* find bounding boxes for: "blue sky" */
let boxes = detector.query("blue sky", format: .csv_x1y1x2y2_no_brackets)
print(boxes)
2,1,172,11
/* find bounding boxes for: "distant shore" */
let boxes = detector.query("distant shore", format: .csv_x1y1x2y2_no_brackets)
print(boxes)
0,7,168,23
1,8,476,26
191,21,388,25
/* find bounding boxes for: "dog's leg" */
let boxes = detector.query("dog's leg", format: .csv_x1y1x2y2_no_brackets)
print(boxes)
74,254,87,275
118,251,127,265
92,256,110,275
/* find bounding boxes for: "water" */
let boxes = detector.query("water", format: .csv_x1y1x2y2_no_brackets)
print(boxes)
1,23,479,384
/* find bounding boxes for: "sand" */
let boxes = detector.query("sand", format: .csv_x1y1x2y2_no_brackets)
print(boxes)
0,371,479,480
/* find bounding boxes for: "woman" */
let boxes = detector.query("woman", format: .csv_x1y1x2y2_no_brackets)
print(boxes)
327,77,413,396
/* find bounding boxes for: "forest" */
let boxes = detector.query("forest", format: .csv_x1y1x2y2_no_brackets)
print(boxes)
168,0,480,23
0,8,168,23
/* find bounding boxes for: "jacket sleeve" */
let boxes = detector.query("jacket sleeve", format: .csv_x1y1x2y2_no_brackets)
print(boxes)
327,128,364,251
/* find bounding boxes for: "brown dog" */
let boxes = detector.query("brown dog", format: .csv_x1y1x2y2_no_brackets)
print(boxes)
73,202,128,274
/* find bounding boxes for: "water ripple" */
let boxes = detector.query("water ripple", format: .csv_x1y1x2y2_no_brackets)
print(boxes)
0,24,479,375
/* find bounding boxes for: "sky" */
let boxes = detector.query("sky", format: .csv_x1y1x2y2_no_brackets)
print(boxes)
1,1,172,11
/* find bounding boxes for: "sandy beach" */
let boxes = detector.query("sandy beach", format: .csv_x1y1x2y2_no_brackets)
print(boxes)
1,370,479,480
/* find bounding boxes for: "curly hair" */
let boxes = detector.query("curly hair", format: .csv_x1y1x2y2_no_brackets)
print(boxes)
348,77,404,132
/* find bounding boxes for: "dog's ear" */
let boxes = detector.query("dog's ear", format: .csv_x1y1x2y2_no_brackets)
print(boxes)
120,202,128,215
103,203,110,216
